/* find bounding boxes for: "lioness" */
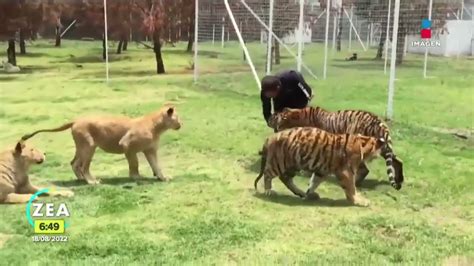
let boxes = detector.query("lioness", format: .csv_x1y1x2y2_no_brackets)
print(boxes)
0,141,73,204
22,105,181,184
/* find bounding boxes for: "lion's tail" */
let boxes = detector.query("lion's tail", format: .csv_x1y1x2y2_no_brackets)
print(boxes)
21,122,74,141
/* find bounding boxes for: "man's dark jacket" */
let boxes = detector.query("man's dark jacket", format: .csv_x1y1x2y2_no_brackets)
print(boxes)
260,70,313,122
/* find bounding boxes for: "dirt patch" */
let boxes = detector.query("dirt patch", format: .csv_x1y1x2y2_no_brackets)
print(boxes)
0,233,14,249
442,256,474,266
428,126,473,140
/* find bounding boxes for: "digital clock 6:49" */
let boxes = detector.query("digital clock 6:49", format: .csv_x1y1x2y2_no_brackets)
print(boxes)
34,220,65,234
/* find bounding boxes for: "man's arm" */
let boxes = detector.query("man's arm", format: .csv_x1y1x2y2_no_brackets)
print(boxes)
260,92,272,123
295,71,313,99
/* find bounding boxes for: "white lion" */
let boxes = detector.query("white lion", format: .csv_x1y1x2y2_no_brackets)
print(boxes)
2,61,21,73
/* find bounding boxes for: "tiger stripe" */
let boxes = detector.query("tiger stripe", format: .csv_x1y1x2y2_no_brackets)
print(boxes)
254,127,385,204
268,106,403,190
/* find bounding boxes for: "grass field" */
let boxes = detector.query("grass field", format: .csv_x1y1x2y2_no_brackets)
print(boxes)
0,40,473,265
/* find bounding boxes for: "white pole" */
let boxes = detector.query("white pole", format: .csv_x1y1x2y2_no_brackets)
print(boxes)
224,0,260,88
323,1,330,79
451,10,460,20
384,0,391,74
221,17,225,48
240,0,318,79
343,9,367,51
130,13,133,41
194,0,199,83
332,10,337,50
387,0,400,120
103,0,109,83
297,0,304,72
370,23,374,46
423,0,433,79
403,34,407,56
349,5,353,51
366,23,370,48
313,10,326,25
460,0,464,20
212,24,215,45
266,0,274,75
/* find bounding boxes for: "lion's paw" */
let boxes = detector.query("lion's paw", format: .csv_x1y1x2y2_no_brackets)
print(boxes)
354,196,370,207
55,190,74,198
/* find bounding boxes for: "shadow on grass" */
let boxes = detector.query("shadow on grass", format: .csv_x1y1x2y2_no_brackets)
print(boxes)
79,68,193,79
0,76,19,81
243,157,313,179
99,69,157,78
0,65,56,76
55,54,132,64
165,49,221,58
357,179,391,190
332,57,380,62
51,179,88,187
16,52,51,58
253,193,353,208
242,157,261,174
51,176,161,187
331,59,423,70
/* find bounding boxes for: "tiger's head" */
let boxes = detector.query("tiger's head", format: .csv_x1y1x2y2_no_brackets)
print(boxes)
269,108,307,132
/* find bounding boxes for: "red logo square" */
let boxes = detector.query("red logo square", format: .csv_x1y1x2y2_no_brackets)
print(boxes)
421,29,431,39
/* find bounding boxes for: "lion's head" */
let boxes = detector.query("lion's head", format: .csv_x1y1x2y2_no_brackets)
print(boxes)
162,106,182,130
14,141,46,166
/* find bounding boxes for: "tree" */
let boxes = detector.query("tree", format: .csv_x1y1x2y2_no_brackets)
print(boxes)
107,0,133,54
79,0,109,59
181,0,195,52
135,0,167,74
42,0,78,47
0,0,40,65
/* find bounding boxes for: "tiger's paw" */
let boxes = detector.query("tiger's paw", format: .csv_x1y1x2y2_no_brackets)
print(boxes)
264,189,277,196
304,192,320,201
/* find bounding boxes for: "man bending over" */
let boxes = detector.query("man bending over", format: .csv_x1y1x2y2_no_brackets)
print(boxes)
260,70,313,130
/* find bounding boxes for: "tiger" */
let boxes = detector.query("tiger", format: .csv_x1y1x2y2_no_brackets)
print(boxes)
0,141,73,204
268,106,404,190
254,127,386,206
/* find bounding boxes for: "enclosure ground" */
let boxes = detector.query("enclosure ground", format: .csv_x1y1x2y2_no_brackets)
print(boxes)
0,40,473,264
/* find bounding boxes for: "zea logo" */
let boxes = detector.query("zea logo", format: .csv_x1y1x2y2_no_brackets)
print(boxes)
26,188,71,242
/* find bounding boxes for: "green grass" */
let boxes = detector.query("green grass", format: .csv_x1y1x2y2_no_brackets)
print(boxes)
0,40,473,265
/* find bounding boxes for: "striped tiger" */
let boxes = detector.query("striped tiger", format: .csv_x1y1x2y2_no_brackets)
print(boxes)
254,127,385,206
0,141,73,204
268,106,404,190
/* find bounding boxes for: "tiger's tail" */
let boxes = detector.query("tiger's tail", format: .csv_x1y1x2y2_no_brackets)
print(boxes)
254,141,268,191
381,132,402,190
